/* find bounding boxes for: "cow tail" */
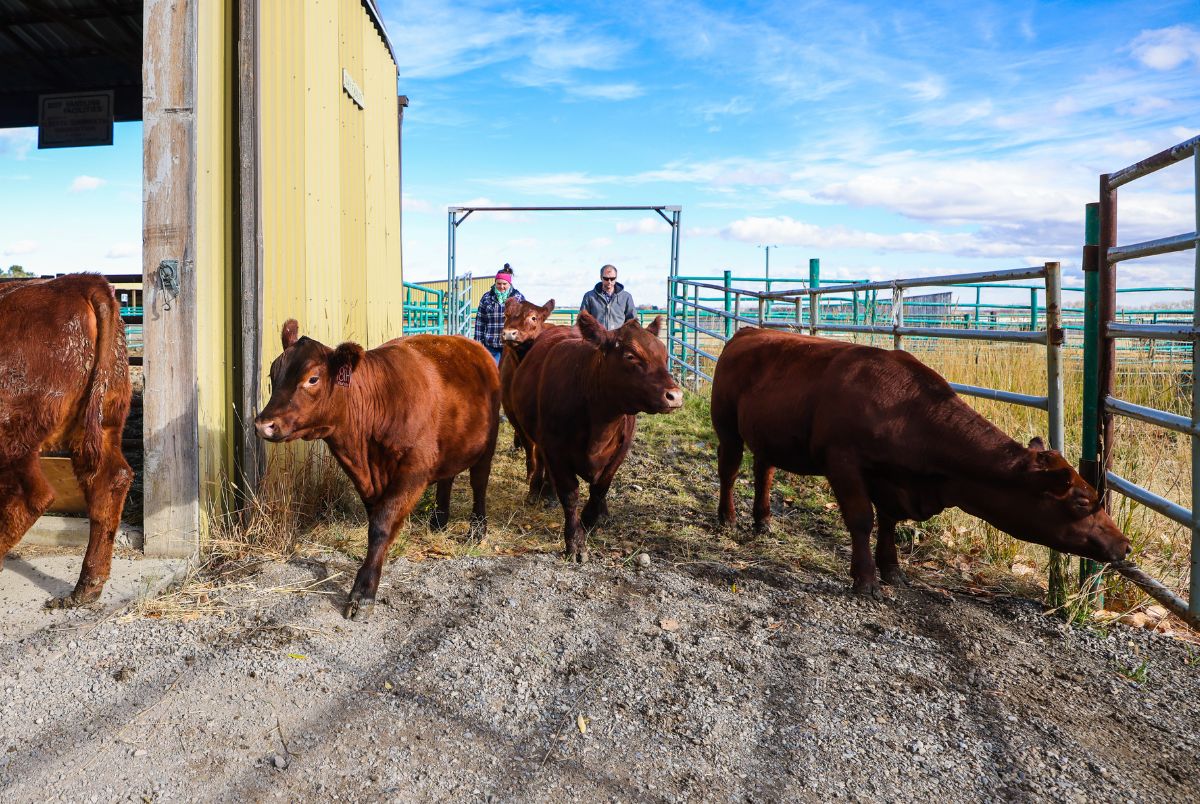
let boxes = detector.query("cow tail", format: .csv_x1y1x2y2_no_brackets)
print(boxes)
79,280,129,471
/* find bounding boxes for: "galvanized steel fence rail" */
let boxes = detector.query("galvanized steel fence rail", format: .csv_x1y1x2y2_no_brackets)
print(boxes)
667,263,1075,603
1090,134,1200,625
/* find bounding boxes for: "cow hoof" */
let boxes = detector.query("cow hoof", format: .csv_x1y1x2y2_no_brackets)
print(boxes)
45,590,97,610
428,514,448,532
563,548,588,564
852,580,885,601
343,596,375,622
880,566,909,587
752,521,771,536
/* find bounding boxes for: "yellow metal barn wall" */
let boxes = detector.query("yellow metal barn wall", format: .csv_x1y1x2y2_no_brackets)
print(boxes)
260,0,403,365
195,0,237,521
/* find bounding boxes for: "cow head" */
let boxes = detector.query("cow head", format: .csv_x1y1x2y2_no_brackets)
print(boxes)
577,311,684,414
253,319,364,442
502,297,556,345
978,437,1131,563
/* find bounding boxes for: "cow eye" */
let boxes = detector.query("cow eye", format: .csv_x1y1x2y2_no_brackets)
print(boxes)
307,374,319,385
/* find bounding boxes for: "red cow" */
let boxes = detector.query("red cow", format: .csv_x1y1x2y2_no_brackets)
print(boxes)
254,321,500,620
0,274,133,607
711,328,1131,598
499,297,572,495
510,311,683,560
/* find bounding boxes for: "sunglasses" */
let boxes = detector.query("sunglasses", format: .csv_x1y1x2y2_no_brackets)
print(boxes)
601,276,617,281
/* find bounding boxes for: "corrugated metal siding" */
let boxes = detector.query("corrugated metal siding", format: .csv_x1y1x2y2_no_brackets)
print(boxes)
260,0,400,366
195,0,236,520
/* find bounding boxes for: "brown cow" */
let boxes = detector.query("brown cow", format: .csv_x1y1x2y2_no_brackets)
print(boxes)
510,311,683,560
254,322,500,620
0,274,133,608
499,296,570,495
711,328,1131,598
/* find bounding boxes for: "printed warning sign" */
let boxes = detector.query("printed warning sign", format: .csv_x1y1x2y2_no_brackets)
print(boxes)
38,90,114,149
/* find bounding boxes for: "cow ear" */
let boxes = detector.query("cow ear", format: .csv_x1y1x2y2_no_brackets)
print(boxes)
1029,467,1073,496
329,342,365,385
282,319,299,350
543,299,556,315
645,315,663,337
504,296,522,314
577,311,607,345
1028,436,1046,451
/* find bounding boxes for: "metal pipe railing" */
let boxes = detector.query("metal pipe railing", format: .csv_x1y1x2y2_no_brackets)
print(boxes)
1095,134,1200,622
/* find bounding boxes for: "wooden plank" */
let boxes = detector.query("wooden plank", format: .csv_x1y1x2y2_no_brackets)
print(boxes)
236,0,263,497
40,456,87,514
142,0,200,558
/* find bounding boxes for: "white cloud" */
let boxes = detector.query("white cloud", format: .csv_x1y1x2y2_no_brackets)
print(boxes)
3,240,37,256
588,236,613,248
568,83,643,101
696,96,753,121
452,197,532,223
486,172,606,200
616,218,670,235
904,76,946,102
0,129,35,160
403,194,433,213
507,237,538,248
105,243,138,259
1129,25,1200,71
69,175,106,192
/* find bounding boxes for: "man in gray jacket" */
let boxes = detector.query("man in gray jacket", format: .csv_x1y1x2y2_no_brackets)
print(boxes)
579,264,636,329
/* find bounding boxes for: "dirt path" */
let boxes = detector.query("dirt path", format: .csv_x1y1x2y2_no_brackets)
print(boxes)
2,548,1197,802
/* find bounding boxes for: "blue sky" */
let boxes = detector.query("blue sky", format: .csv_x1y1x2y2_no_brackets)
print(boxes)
1,1,1197,311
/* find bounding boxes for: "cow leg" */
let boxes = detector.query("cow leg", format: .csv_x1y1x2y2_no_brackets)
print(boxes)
50,436,134,608
428,479,452,531
751,457,776,535
548,460,585,563
467,447,494,539
716,435,743,529
0,454,55,572
876,515,909,587
581,430,633,530
346,476,427,622
826,456,882,600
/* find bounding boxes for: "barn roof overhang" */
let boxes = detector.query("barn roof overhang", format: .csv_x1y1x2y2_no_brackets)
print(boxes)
0,0,143,129
0,1,398,132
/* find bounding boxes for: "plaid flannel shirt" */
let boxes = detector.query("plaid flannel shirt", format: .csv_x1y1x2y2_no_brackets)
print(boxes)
473,286,524,349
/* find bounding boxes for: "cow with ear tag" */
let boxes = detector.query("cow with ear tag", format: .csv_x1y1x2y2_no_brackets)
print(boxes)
509,311,684,561
254,320,500,621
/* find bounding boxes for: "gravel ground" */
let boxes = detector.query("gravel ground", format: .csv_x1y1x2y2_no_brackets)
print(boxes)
2,548,1197,802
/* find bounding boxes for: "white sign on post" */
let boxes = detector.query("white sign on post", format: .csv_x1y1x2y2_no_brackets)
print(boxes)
38,90,114,149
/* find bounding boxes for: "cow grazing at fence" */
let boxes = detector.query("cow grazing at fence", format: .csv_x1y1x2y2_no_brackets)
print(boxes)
710,328,1131,598
510,311,683,560
254,322,500,621
0,274,133,608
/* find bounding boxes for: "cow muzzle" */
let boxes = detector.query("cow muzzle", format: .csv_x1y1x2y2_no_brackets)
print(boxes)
501,329,520,343
254,417,287,442
663,387,684,410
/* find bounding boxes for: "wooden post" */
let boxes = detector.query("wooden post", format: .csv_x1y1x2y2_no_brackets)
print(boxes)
142,0,200,558
235,0,263,505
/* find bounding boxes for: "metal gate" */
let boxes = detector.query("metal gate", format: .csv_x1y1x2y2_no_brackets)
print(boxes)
1087,134,1200,623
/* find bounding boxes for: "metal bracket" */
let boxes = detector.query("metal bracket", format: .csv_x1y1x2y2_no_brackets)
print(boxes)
158,259,180,311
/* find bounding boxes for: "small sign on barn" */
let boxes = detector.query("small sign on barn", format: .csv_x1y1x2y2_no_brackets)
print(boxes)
37,90,114,149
